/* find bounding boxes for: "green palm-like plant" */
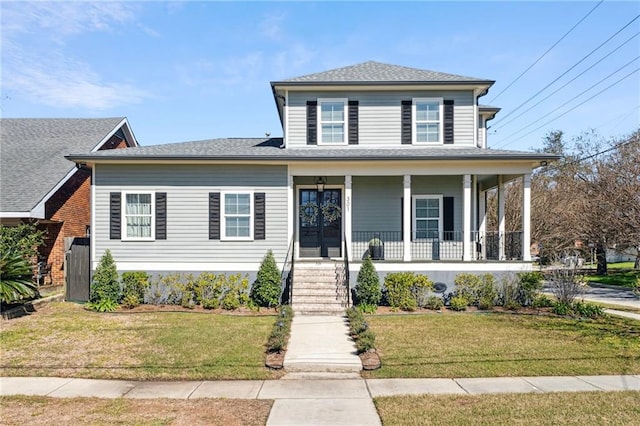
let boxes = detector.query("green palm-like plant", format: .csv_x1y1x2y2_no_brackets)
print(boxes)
0,250,39,303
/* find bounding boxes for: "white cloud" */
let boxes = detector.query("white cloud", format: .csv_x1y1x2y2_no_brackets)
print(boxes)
259,12,286,42
1,2,150,110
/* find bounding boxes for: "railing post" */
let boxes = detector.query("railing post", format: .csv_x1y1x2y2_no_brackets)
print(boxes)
403,175,411,261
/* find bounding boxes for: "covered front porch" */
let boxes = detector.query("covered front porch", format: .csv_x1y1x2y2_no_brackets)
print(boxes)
289,171,532,264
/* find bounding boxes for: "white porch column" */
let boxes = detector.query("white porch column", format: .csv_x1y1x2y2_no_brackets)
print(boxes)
498,175,506,260
345,175,352,261
403,175,412,261
463,174,472,261
522,173,532,261
479,189,487,260
287,171,294,256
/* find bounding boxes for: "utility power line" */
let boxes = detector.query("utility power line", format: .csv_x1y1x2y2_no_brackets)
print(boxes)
491,29,640,131
492,66,639,149
487,0,604,104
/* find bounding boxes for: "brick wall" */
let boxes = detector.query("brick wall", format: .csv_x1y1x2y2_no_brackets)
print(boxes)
38,134,129,285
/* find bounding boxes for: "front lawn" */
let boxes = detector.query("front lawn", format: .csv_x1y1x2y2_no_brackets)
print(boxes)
583,266,639,288
0,302,279,380
374,391,640,426
0,396,272,426
364,312,640,379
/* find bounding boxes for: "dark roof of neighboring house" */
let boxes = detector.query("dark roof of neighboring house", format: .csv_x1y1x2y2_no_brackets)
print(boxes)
67,137,558,163
1,117,130,214
273,61,493,85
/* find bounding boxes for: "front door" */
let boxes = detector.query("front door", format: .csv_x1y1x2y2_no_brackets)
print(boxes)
299,188,342,258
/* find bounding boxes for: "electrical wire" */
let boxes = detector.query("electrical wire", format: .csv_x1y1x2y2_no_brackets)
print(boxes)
487,0,604,103
492,66,639,149
492,31,640,131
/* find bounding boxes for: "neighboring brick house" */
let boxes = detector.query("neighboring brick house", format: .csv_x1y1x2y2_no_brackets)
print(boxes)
0,118,137,285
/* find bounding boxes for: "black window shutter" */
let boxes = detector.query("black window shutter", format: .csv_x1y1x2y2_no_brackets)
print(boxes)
155,192,167,240
110,192,121,240
443,196,454,241
307,101,317,145
348,100,359,145
443,100,454,144
401,100,412,144
209,192,220,240
254,192,266,240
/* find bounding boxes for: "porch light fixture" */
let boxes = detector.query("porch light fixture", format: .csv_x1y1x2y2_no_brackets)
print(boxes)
315,177,326,192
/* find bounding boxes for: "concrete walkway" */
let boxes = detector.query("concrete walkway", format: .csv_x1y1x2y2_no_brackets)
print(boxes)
283,316,362,373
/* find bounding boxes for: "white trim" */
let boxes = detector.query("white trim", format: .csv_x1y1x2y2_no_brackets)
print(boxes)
411,194,443,240
121,191,156,241
221,191,254,241
317,98,348,146
284,90,289,148
0,211,38,218
473,89,479,148
287,168,294,246
91,170,96,267
349,262,533,273
344,175,352,262
412,97,443,145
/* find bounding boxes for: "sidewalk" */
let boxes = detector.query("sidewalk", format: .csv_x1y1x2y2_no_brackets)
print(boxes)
2,375,639,425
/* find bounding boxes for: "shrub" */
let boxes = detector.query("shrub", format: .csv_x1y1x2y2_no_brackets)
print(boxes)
517,271,543,306
358,303,378,314
449,295,468,311
87,298,119,313
266,305,293,353
384,272,433,311
90,250,120,305
546,266,585,304
532,294,555,308
552,302,572,316
355,256,381,307
424,295,444,310
355,329,376,353
454,273,497,308
251,250,282,308
498,274,521,309
0,250,39,303
0,223,45,261
121,293,140,309
571,301,604,318
121,271,149,305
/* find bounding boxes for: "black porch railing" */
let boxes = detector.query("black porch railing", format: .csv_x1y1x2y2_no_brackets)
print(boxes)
352,230,524,261
279,238,294,305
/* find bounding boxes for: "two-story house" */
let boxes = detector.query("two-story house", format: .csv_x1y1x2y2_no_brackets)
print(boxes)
68,62,556,312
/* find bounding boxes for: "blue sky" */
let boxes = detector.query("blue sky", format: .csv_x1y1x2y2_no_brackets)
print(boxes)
2,1,638,151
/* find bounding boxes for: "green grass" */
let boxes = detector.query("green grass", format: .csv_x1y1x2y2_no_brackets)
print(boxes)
0,302,279,380
364,312,640,379
374,391,640,426
583,266,639,288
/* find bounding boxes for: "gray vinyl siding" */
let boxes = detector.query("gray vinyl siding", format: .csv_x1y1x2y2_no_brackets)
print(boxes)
287,90,475,147
412,175,463,232
94,164,289,266
352,176,402,233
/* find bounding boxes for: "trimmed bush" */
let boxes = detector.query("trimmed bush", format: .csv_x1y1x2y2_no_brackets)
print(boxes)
355,256,382,306
517,271,544,306
355,329,376,353
454,273,497,308
251,250,281,308
346,307,376,353
384,272,433,311
424,295,444,310
449,295,468,311
121,271,150,307
267,305,293,353
532,294,555,308
90,250,120,305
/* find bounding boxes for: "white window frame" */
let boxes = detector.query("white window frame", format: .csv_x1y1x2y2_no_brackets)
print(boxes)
413,97,443,144
221,191,254,241
412,194,443,240
122,191,155,241
318,98,348,146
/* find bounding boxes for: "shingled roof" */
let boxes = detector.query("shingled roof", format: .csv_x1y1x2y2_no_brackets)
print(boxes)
1,117,130,215
67,137,558,163
273,61,493,85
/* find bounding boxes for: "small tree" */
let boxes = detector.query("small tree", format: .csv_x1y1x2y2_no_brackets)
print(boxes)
355,255,381,307
251,250,281,307
90,249,120,303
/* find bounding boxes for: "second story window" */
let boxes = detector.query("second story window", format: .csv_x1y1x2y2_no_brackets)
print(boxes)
414,98,443,144
319,98,347,144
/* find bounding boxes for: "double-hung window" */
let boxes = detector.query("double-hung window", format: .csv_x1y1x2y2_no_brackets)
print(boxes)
413,195,442,239
222,192,253,240
414,98,442,144
319,98,347,145
123,192,154,240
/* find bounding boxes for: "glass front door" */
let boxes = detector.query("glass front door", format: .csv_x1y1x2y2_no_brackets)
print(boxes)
298,188,342,258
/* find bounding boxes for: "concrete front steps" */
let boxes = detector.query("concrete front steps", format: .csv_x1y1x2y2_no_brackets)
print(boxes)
291,261,350,315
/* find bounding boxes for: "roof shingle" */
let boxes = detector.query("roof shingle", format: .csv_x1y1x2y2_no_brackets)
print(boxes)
1,118,125,213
